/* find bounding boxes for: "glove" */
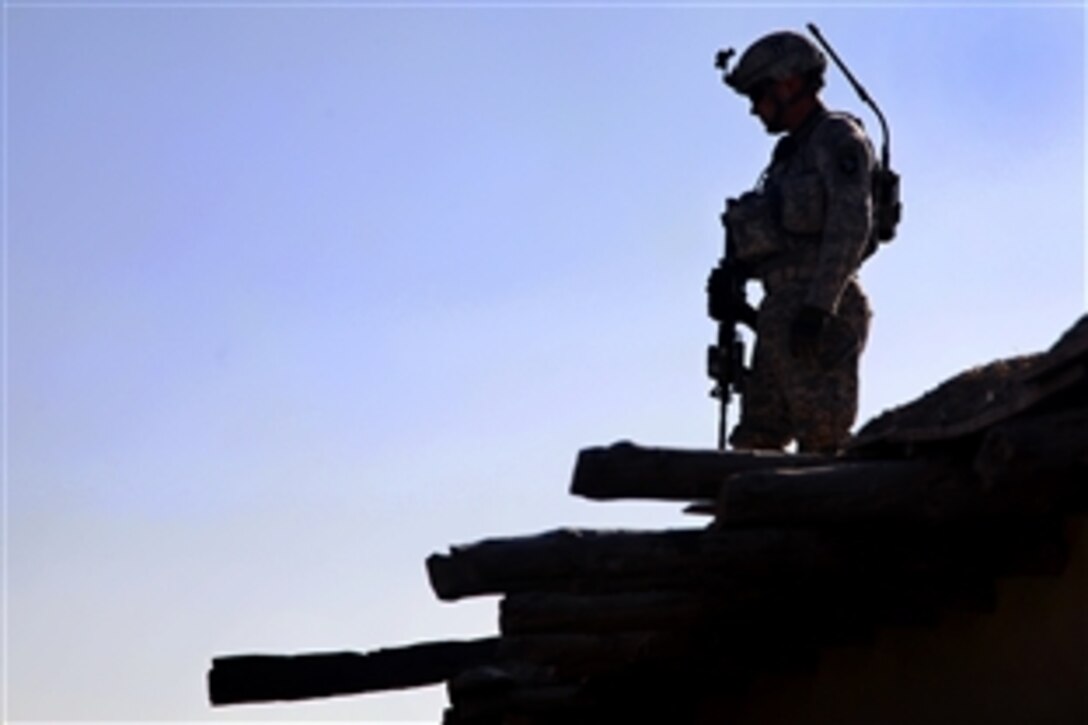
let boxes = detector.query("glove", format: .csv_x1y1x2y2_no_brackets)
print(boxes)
790,305,830,360
707,265,757,328
706,267,731,322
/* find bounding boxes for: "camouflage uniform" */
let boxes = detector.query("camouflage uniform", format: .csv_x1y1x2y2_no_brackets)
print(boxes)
729,108,874,453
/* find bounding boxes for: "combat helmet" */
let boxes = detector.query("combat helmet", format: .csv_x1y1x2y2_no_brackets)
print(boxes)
725,30,827,95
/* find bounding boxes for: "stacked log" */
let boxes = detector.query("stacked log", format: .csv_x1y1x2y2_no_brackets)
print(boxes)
206,314,1088,724
431,316,1088,723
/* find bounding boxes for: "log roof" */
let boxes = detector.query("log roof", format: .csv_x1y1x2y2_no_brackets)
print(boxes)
208,314,1088,724
850,314,1088,450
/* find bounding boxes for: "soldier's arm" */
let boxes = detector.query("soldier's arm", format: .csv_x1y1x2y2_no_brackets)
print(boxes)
805,119,874,313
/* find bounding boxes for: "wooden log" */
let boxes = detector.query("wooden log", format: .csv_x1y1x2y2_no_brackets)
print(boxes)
442,573,1001,723
502,569,1000,644
448,662,560,701
427,521,1067,602
715,459,981,526
447,664,576,724
570,441,829,502
501,591,710,635
974,407,1088,513
445,664,702,725
428,527,845,601
208,637,499,706
428,528,708,601
499,630,695,676
714,408,1088,525
496,621,829,684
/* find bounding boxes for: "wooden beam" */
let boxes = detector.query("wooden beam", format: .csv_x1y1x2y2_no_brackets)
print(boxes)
500,591,710,635
499,630,695,676
427,528,707,601
426,520,1066,602
208,637,499,706
570,441,828,502
715,459,978,525
500,572,998,639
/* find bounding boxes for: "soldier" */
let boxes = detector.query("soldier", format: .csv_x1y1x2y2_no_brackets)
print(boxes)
711,30,875,454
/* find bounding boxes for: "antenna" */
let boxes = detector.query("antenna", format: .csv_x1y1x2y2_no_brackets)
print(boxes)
807,22,902,244
807,23,891,170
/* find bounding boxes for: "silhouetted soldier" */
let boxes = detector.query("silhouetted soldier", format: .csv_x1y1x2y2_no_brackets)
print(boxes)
711,30,877,454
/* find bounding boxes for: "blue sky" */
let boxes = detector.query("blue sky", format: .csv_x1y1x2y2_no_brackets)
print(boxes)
4,2,1085,722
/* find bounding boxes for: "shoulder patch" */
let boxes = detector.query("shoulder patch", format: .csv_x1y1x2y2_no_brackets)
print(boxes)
838,147,860,176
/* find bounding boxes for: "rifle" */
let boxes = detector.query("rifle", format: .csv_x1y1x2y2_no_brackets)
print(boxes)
706,201,756,450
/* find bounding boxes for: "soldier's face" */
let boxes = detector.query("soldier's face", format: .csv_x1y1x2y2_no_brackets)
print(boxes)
749,80,787,134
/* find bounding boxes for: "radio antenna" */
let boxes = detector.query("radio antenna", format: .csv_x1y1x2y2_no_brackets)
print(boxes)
807,22,891,170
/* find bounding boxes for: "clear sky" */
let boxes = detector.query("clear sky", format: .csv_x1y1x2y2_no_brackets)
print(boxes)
4,2,1085,722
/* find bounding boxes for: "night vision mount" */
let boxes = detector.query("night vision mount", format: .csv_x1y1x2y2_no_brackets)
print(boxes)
714,48,736,74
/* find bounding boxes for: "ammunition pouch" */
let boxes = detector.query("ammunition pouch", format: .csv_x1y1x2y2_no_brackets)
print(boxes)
726,192,787,264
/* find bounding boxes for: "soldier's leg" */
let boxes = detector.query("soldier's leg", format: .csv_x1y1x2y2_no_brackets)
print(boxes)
790,281,871,454
730,344,792,450
793,353,859,454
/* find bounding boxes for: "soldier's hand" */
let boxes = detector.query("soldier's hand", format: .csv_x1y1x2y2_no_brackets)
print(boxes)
708,265,757,328
790,305,830,360
706,266,731,322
